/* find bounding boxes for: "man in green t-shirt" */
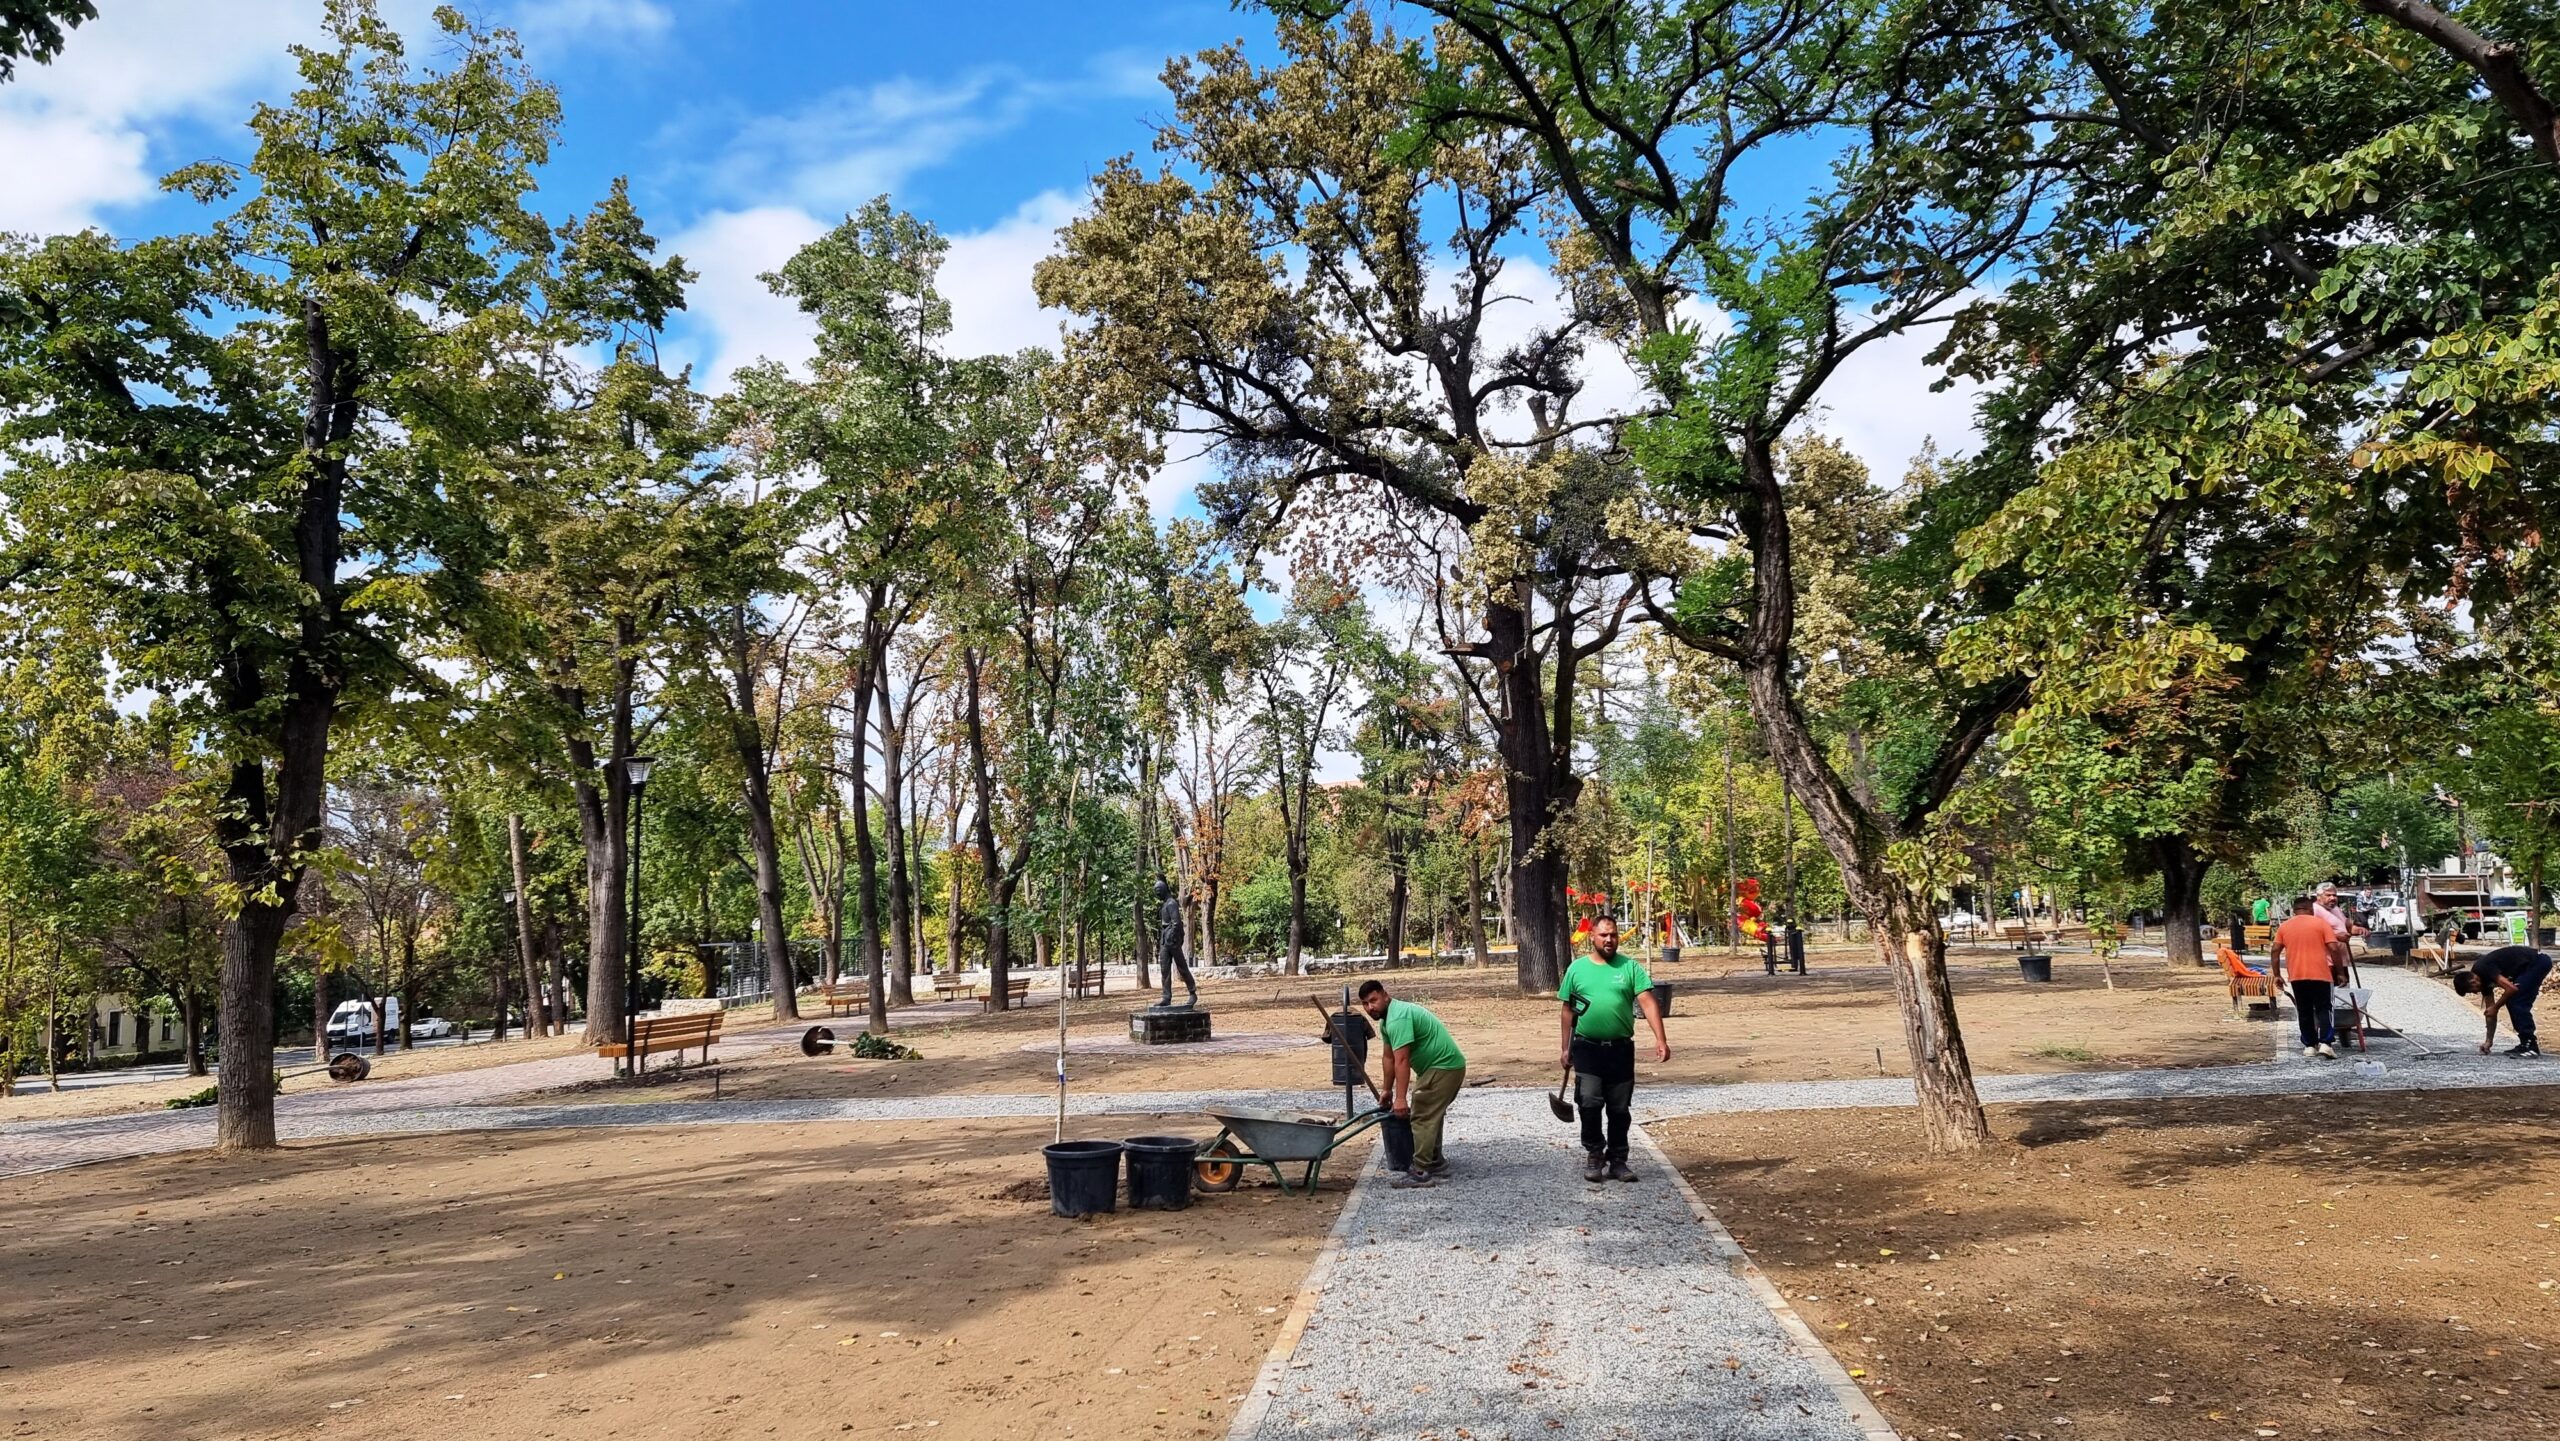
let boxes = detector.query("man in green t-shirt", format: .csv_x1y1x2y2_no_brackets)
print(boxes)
1557,917,1671,1183
1358,979,1467,1189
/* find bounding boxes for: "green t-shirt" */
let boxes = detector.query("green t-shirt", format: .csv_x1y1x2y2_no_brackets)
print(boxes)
1380,999,1465,1074
1559,953,1654,1041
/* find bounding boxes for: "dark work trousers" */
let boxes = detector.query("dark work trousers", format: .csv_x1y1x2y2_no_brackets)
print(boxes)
2509,956,2552,1048
1571,1036,1637,1163
1379,1113,1416,1173
2291,978,2335,1047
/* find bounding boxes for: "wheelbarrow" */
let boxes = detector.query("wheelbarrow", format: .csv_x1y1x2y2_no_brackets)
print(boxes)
1191,1104,1388,1197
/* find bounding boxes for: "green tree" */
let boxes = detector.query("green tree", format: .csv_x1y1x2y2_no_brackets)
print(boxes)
0,4,561,1147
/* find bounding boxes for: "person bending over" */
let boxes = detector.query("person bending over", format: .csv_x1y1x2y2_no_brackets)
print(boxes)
1359,980,1468,1189
2455,944,2551,1058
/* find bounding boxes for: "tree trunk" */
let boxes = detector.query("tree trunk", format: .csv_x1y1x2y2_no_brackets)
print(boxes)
726,610,799,1022
1487,592,1574,993
849,666,890,1034
2154,835,2209,969
507,813,547,1035
944,787,966,974
1285,864,1308,976
875,673,917,1008
963,649,1014,1008
1871,884,1991,1153
1466,842,1492,967
183,983,206,1078
573,770,627,1046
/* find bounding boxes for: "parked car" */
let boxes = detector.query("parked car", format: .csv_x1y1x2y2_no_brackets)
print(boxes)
409,1015,458,1040
324,997,401,1044
1937,910,1983,936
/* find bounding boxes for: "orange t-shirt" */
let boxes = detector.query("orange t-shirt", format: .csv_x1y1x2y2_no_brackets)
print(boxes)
2273,914,2339,980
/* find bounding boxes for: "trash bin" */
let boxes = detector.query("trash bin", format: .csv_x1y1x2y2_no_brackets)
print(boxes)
2509,913,2530,944
1328,1010,1371,1088
1043,1140,1122,1217
2018,954,2054,983
1786,926,1807,974
1650,982,1674,1017
1121,1135,1197,1212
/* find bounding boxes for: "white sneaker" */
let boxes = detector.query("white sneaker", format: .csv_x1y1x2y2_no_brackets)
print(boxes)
2317,1044,2337,1059
2303,1045,2317,1056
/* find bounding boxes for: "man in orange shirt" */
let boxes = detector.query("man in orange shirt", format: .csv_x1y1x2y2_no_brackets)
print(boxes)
2272,895,2344,1059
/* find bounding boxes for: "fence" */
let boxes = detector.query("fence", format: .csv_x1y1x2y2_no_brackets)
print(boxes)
697,939,840,1007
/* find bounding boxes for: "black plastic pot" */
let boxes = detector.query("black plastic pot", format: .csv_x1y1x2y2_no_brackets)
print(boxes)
1659,945,1681,968
1650,982,1674,1017
2018,954,2054,983
1044,1140,1122,1217
1122,1135,1198,1212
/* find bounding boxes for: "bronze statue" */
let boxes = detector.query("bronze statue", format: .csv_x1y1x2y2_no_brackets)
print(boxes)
1156,877,1198,1009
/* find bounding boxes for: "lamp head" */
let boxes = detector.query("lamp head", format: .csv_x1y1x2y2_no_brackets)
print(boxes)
625,754,658,787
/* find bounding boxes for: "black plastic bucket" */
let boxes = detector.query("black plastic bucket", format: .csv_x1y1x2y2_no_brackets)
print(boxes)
1122,1135,1198,1212
1650,982,1674,1016
2018,954,2054,983
1044,1140,1122,1217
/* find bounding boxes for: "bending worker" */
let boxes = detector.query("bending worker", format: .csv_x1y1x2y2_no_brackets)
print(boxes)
1358,979,1467,1188
1558,916,1671,1183
2455,943,2550,1058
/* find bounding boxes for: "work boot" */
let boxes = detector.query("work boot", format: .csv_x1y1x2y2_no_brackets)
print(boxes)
1583,1153,1606,1183
1389,1169,1435,1190
1609,1160,1639,1183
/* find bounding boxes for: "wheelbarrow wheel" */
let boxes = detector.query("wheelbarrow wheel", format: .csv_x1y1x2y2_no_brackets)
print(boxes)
1193,1139,1244,1194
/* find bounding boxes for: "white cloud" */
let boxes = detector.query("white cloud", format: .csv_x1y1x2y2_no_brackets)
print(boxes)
512,0,674,51
685,59,1152,217
668,191,1082,390
664,205,829,386
0,1,329,233
0,0,650,237
1809,315,1985,483
941,189,1080,360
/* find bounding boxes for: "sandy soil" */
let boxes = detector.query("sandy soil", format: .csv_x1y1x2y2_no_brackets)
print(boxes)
1655,1092,2560,1440
0,1118,1350,1441
536,952,2264,1107
0,1031,599,1124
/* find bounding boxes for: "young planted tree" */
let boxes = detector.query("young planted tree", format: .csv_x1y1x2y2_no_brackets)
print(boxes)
0,5,561,1147
1246,574,1377,974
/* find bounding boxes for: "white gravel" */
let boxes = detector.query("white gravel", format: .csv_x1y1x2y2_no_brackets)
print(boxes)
1233,1105,1871,1441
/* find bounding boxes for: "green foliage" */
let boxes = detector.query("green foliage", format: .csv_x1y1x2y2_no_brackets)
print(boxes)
847,1031,919,1061
0,0,92,80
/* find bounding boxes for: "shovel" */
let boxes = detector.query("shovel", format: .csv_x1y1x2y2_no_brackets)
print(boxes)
1548,1067,1575,1123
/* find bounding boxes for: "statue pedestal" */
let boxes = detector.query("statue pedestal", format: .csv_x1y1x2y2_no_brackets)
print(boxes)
1129,1007,1213,1045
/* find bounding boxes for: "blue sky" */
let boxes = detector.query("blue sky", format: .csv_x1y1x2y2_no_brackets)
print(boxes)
0,0,1979,499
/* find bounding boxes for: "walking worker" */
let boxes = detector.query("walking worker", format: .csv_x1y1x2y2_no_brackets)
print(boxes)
2271,895,2343,1059
1357,980,1467,1188
2454,943,2551,1058
1558,916,1671,1183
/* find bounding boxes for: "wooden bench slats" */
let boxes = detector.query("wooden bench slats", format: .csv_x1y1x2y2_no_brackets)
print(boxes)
597,1011,722,1071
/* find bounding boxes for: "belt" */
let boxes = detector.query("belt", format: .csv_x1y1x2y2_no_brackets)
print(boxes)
1575,1035,1634,1047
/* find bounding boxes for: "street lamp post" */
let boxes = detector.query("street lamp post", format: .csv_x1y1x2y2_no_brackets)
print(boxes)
622,755,657,1080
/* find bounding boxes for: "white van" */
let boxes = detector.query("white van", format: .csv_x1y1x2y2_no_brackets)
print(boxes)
325,997,401,1044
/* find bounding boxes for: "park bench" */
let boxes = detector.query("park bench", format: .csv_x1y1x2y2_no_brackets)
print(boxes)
932,975,976,1004
1066,961,1105,999
811,980,870,1017
2243,923,2273,952
984,976,1032,1012
597,1011,722,1073
2218,945,2280,1018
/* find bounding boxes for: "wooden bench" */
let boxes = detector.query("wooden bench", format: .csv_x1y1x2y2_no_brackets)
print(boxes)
1066,963,1105,999
597,1011,721,1073
932,975,977,1004
983,976,1032,1012
811,981,870,1017
2219,945,2280,1017
2243,924,2273,952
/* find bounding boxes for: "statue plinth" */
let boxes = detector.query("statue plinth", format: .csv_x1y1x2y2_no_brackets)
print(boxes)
1129,1007,1214,1045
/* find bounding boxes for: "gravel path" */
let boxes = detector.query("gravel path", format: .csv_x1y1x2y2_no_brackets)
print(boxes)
1227,1098,1885,1441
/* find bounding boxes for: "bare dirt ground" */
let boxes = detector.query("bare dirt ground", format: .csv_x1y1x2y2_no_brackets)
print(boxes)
0,1118,1350,1441
1655,1091,2560,1441
537,952,2263,1107
0,1031,599,1124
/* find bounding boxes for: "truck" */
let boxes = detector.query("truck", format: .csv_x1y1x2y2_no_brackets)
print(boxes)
324,997,402,1044
2414,869,2522,940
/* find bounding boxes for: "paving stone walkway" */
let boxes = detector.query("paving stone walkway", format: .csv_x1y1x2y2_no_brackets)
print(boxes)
1228,1093,1889,1441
